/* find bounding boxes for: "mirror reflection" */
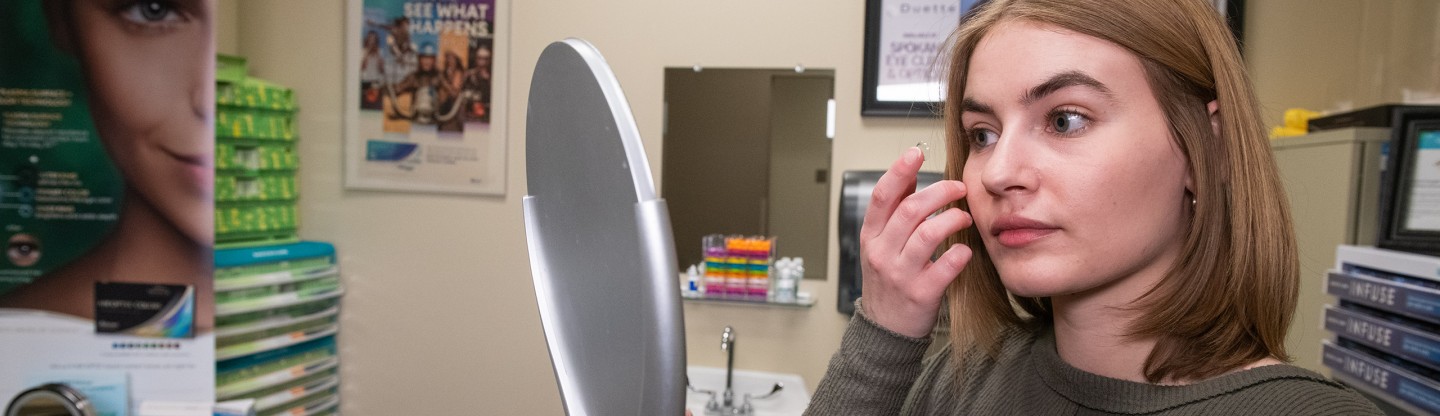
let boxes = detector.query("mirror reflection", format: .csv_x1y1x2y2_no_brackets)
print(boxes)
663,68,835,280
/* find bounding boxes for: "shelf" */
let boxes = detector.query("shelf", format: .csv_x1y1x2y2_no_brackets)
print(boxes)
217,305,340,339
217,288,345,317
218,356,339,400
1324,341,1440,414
1326,271,1440,325
217,324,339,361
261,392,338,416
253,376,339,413
216,265,339,293
681,293,814,309
1340,374,1436,416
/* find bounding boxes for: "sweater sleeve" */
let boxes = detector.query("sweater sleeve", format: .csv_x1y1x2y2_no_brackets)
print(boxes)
804,299,933,416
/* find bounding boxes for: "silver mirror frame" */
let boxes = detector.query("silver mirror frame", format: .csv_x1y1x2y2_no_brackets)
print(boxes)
523,38,686,415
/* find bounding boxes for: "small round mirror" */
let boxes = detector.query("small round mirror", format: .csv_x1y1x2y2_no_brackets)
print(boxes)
5,384,95,416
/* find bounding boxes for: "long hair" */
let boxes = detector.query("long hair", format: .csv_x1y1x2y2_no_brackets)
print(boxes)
942,0,1298,383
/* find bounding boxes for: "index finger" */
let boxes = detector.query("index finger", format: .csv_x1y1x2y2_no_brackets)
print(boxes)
861,147,924,241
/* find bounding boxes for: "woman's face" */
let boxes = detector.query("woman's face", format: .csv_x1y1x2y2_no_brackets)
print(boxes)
960,20,1191,298
62,0,214,245
365,32,379,50
473,47,491,70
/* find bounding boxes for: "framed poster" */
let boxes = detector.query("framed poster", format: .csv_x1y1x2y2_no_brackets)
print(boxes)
860,0,1244,117
345,0,509,195
860,0,985,117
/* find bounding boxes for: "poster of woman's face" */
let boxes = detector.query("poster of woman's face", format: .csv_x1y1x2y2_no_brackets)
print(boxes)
0,0,215,327
0,0,218,410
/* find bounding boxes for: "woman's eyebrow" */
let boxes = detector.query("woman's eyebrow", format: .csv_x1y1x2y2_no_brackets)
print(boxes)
960,97,994,116
1020,70,1115,106
961,71,1115,117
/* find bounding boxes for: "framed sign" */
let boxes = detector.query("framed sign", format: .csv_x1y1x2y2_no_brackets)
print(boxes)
860,0,1244,118
861,0,985,117
1381,119,1440,254
344,0,509,195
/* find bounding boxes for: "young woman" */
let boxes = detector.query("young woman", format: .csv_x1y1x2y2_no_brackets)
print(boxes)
463,41,493,123
360,30,386,109
437,50,466,132
0,0,214,329
806,0,1382,414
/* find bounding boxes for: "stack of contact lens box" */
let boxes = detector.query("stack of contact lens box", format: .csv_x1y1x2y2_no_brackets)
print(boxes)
215,55,301,248
1321,245,1440,415
701,235,774,301
214,241,343,416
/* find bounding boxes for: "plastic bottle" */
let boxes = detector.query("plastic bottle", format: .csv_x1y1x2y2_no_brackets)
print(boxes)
685,264,703,297
773,257,800,303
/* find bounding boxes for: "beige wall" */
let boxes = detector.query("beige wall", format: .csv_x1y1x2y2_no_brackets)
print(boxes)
215,0,1435,413
1246,0,1440,126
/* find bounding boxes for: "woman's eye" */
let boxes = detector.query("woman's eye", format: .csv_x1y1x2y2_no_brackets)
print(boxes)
1048,111,1090,135
8,242,36,259
10,243,33,254
121,1,181,24
970,128,999,148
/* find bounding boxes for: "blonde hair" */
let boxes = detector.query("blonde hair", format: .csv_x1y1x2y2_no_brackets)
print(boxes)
942,0,1298,383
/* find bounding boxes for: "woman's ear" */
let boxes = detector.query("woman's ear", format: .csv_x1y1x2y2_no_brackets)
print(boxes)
41,0,76,54
1184,169,1195,198
1206,100,1220,139
1189,100,1220,196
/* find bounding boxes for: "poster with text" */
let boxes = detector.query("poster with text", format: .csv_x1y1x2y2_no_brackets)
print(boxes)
0,7,122,296
873,0,983,103
0,0,216,411
346,0,508,195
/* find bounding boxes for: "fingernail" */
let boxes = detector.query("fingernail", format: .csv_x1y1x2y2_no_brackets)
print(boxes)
905,147,921,164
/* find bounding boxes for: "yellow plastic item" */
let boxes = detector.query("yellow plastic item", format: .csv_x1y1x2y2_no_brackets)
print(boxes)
1269,108,1322,139
1285,108,1321,130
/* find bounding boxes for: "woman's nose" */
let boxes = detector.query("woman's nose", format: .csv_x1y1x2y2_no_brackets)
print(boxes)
980,130,1037,196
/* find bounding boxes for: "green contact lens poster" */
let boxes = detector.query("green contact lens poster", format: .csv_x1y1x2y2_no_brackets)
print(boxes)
0,0,217,411
0,0,216,324
0,0,124,296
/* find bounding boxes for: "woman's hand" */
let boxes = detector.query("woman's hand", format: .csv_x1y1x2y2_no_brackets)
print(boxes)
860,147,973,338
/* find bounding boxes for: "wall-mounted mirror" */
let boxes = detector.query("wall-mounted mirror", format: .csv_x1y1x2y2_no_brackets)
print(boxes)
663,68,834,280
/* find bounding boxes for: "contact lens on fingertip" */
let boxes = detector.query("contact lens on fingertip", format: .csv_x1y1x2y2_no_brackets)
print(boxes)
916,142,931,161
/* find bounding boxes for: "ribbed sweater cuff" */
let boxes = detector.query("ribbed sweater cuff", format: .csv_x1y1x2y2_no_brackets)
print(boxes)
804,299,932,415
847,299,933,363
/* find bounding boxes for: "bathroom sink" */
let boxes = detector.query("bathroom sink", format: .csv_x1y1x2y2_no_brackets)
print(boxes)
686,366,810,416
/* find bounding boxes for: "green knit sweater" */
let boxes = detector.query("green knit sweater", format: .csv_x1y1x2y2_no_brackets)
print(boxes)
805,305,1383,415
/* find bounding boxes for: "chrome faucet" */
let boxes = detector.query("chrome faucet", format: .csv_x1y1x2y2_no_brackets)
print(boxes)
721,326,737,410
693,326,784,416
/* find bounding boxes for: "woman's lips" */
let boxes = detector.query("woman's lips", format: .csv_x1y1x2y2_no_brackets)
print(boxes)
996,228,1058,247
164,148,209,168
991,215,1059,248
163,148,213,191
